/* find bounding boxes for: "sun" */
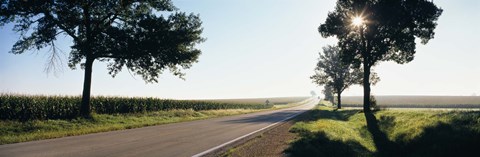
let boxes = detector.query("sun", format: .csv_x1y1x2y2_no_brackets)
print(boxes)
352,16,364,27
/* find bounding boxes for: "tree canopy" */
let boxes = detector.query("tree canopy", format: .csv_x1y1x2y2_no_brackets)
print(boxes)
319,0,442,112
322,85,334,104
1,0,204,116
311,45,378,109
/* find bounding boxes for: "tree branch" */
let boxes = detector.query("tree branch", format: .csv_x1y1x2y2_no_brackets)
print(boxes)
96,54,134,60
58,24,79,41
42,11,79,41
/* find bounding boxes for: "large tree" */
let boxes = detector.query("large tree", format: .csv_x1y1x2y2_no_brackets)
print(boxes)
0,0,204,117
319,0,442,112
311,45,377,109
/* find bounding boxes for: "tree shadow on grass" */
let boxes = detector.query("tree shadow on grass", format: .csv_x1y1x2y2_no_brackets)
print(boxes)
294,107,360,123
395,114,480,157
364,112,399,157
286,108,372,157
285,131,371,157
287,108,480,157
366,111,480,157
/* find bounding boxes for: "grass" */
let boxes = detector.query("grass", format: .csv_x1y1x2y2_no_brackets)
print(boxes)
0,98,312,145
287,104,480,157
0,109,264,145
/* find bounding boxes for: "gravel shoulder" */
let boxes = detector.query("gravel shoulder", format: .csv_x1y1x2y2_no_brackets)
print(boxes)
222,110,313,157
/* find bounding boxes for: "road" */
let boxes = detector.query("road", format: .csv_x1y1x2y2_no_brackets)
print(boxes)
0,99,318,157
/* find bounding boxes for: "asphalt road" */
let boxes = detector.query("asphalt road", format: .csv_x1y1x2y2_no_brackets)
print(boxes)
0,99,318,157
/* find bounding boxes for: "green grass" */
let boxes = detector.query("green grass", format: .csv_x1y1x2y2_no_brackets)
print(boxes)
287,104,480,157
0,109,265,145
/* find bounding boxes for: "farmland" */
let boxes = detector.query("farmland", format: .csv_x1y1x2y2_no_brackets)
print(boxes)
339,96,480,108
0,94,308,144
286,104,480,157
0,94,276,121
205,97,309,105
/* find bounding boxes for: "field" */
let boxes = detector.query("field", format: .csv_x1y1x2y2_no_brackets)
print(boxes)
287,104,480,157
340,96,480,108
0,94,276,121
205,97,309,105
0,95,309,144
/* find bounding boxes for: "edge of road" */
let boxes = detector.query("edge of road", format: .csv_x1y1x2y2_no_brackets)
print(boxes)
192,99,319,157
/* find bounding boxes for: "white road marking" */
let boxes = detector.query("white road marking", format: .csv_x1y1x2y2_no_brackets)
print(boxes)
191,100,317,157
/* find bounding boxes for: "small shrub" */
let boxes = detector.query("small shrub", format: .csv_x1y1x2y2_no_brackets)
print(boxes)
370,95,380,111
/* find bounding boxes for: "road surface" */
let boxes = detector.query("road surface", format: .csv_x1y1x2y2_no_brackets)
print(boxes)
0,99,318,157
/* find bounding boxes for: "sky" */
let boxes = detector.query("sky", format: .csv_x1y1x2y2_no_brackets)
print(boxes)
0,0,479,99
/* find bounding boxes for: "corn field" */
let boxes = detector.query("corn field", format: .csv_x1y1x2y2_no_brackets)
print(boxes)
0,94,273,120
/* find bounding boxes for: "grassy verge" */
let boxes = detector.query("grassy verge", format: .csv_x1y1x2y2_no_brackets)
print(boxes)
0,109,265,145
287,105,480,157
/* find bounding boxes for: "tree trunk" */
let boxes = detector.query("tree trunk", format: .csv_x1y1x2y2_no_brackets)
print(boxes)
80,57,94,117
360,26,371,113
337,92,342,109
363,62,371,113
80,4,94,118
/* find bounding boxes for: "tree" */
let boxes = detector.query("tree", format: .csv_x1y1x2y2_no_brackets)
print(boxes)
319,0,442,112
311,45,376,109
322,85,334,104
0,0,204,117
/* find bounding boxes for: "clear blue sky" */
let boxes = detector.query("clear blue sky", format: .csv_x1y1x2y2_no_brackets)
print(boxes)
0,0,479,99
